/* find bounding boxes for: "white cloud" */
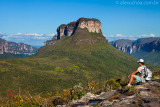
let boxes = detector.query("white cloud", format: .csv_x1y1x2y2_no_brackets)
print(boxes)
0,33,55,46
110,35,114,37
104,35,117,38
105,33,157,41
16,33,23,35
15,33,44,37
116,34,123,37
141,34,155,37
26,33,43,37
11,33,55,40
2,36,9,40
0,32,7,39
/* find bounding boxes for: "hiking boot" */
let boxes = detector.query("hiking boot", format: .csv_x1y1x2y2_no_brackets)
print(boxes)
126,84,132,87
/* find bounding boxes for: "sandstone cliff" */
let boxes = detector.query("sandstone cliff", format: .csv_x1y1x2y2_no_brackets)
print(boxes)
44,18,101,46
110,37,160,54
111,39,134,54
0,38,37,55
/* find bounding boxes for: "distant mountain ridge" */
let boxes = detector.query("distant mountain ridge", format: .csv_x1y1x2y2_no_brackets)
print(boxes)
110,37,160,65
0,38,37,55
110,37,160,54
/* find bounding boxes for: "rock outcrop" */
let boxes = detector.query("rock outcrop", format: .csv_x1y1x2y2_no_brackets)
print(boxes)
110,37,160,54
44,35,57,46
0,38,37,55
78,18,101,33
44,18,101,46
100,80,160,107
57,80,160,107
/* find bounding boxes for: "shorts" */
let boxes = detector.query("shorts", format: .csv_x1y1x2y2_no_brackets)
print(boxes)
136,76,142,83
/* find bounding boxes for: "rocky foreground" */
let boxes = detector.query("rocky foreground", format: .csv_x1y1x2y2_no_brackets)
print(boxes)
57,80,160,107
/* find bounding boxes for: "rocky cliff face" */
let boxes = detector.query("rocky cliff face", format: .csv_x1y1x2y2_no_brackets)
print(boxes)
111,39,134,54
0,38,37,55
44,18,101,46
140,39,160,52
44,35,57,46
110,37,160,54
78,18,101,33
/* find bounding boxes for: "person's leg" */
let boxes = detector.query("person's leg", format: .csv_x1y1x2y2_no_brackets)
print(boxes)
129,75,136,84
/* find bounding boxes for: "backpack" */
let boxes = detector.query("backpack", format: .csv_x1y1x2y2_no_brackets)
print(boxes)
144,67,152,81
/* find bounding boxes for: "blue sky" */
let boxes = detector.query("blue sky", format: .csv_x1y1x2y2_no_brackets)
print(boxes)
0,0,160,46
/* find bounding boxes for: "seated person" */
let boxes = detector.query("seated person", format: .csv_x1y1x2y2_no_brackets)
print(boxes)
127,59,149,87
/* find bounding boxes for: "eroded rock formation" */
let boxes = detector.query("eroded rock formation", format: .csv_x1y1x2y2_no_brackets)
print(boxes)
110,37,160,54
0,38,37,55
44,18,102,46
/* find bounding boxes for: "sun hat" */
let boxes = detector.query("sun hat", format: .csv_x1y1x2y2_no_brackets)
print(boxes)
137,59,144,63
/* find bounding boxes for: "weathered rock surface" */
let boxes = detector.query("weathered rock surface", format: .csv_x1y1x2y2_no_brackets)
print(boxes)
78,18,101,33
44,18,102,46
100,80,160,107
57,80,160,107
0,38,37,55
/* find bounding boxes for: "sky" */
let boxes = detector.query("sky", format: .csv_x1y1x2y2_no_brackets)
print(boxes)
0,0,160,46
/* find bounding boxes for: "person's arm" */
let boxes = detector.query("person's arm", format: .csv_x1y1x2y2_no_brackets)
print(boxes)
128,70,139,78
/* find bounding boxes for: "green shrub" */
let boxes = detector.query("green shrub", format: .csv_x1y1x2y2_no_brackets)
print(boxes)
66,64,80,73
71,83,84,100
87,81,100,94
55,67,61,72
153,69,160,79
104,79,121,90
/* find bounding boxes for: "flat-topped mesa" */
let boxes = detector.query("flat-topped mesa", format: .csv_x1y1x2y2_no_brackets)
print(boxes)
44,18,102,45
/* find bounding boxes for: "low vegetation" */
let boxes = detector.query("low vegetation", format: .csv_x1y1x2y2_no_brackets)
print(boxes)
0,68,160,106
0,78,121,106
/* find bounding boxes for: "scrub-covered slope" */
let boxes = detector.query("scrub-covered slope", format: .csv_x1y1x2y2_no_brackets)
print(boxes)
0,18,143,96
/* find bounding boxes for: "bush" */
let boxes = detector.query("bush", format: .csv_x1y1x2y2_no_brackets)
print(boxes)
87,81,99,94
55,67,64,72
104,79,121,91
71,83,84,100
153,69,160,79
61,88,72,103
66,64,80,73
